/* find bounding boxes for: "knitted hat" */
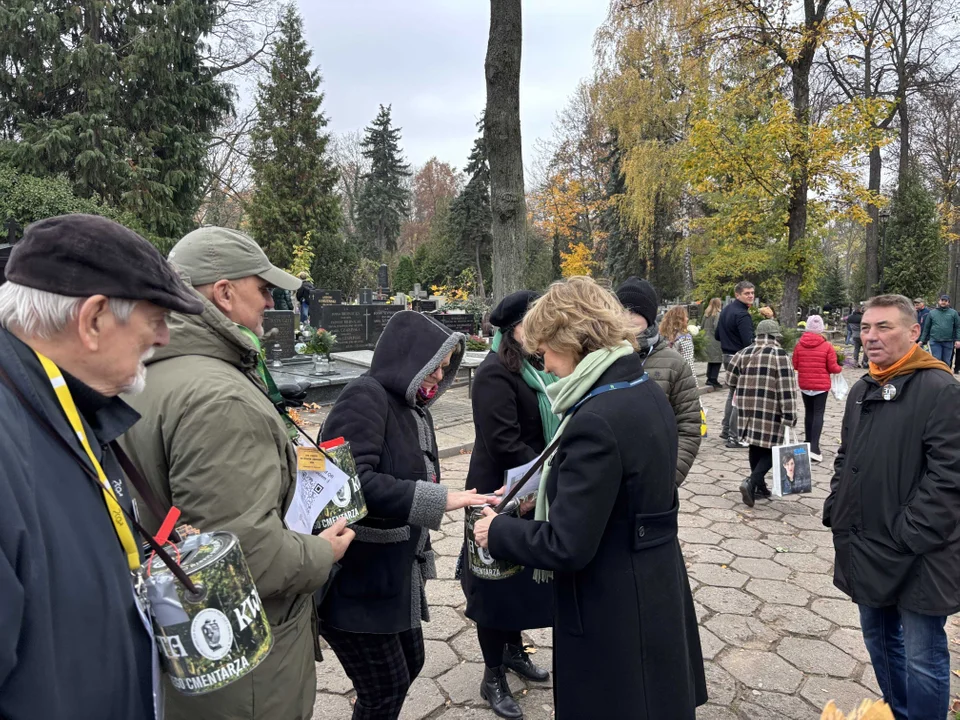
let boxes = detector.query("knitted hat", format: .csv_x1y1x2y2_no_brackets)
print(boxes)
756,319,782,338
615,276,658,328
490,290,539,329
804,315,825,333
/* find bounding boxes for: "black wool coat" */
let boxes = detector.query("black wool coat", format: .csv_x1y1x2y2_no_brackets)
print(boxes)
823,367,960,616
488,353,707,719
461,351,554,631
716,300,754,355
320,312,465,633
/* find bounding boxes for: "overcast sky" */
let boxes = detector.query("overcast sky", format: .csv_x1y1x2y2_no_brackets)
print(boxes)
297,0,610,173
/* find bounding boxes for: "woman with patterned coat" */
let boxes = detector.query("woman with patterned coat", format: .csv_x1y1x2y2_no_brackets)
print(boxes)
727,319,798,507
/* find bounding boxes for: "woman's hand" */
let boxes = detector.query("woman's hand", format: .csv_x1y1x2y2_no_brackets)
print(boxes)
445,488,493,512
473,506,497,549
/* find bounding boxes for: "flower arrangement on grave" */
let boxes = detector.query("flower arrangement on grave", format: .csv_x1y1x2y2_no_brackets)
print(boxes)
297,326,337,357
833,344,845,365
465,335,488,352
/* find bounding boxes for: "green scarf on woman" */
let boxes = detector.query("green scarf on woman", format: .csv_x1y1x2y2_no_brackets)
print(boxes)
490,330,560,444
532,341,635,582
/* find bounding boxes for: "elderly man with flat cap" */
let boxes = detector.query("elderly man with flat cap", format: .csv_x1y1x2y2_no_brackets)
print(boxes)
0,213,203,720
121,226,355,720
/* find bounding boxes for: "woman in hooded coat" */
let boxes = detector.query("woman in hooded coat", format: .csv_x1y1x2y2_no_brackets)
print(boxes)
461,290,556,718
472,277,707,720
319,311,489,720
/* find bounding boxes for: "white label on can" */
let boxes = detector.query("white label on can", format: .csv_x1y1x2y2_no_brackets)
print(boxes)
191,608,234,661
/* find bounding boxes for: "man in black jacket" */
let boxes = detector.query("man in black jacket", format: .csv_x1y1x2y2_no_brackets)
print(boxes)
846,303,865,368
715,280,755,448
824,294,960,720
0,214,204,720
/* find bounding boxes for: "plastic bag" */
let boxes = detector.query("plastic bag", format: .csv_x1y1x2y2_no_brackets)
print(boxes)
830,372,849,402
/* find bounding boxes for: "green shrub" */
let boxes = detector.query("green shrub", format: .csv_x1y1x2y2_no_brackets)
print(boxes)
692,330,708,361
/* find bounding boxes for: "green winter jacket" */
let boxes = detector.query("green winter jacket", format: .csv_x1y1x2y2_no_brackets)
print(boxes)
639,336,702,485
120,290,334,720
920,306,960,343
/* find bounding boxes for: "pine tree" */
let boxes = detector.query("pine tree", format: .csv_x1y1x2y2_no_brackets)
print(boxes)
884,169,947,300
449,119,493,298
600,137,639,286
356,105,412,258
818,255,847,310
0,0,230,238
394,255,417,293
248,6,341,270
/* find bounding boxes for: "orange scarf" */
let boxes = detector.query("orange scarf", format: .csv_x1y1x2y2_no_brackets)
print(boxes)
869,343,953,384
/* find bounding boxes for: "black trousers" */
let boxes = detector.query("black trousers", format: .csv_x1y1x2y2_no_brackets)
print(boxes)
477,626,522,669
801,392,828,455
706,362,722,385
748,445,773,490
322,626,425,720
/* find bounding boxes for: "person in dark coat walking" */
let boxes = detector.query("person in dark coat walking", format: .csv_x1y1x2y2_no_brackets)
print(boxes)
320,311,489,720
824,294,960,720
702,297,724,388
0,214,205,720
462,290,556,718
473,277,707,720
846,304,866,367
716,281,755,448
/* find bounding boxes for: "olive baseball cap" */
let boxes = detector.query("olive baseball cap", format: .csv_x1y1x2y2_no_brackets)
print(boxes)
756,319,783,337
6,214,203,315
168,227,302,291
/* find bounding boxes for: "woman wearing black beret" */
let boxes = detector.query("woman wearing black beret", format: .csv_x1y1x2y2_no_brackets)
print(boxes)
461,290,556,718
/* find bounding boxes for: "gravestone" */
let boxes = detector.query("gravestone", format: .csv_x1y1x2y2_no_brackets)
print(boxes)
312,289,343,307
262,310,297,358
318,305,368,351
368,305,404,346
359,288,374,306
377,264,389,293
435,313,477,336
415,299,437,312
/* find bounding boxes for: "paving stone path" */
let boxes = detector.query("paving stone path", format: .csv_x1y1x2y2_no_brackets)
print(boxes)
311,368,960,719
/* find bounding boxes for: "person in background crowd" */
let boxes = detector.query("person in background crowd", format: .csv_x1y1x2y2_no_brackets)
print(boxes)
918,294,960,366
727,319,798,507
462,291,554,719
792,315,843,463
617,277,701,485
271,284,293,311
660,305,698,386
846,303,866,368
824,294,960,720
319,311,489,720
473,276,706,720
296,271,314,327
121,227,354,720
716,280,756,448
914,298,931,336
0,214,204,720
702,298,724,389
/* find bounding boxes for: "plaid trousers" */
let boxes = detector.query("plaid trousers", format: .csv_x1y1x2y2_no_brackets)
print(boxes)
321,626,425,720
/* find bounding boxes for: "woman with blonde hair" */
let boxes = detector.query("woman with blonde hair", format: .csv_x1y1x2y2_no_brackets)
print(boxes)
472,276,706,719
659,305,697,384
702,298,724,389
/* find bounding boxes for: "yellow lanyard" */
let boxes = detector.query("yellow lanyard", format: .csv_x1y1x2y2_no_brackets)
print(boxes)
36,352,140,572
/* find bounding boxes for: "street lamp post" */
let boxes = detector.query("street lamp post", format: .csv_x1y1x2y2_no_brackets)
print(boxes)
878,208,891,294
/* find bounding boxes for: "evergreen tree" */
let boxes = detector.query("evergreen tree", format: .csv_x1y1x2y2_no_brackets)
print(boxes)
817,255,847,310
449,119,493,297
356,105,412,257
394,255,416,294
599,137,639,286
0,0,230,238
884,169,947,300
248,6,341,270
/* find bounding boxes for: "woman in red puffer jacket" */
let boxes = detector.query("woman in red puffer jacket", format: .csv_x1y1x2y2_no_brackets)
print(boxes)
791,314,842,462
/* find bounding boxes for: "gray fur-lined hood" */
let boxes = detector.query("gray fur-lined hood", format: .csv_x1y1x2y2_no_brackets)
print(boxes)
369,310,465,407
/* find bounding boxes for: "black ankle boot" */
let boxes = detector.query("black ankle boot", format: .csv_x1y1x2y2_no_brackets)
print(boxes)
755,479,772,499
480,666,523,719
740,477,755,507
503,643,549,682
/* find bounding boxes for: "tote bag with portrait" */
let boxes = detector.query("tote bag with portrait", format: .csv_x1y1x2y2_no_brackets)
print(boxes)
772,427,813,497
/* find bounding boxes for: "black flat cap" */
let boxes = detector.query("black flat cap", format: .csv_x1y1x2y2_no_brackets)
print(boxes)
6,214,203,315
490,290,539,329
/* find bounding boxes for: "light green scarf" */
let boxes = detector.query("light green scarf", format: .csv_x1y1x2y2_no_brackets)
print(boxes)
532,341,635,582
490,330,560,444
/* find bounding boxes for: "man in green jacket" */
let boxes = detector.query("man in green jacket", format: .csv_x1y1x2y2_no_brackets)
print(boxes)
919,294,960,366
121,227,355,720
